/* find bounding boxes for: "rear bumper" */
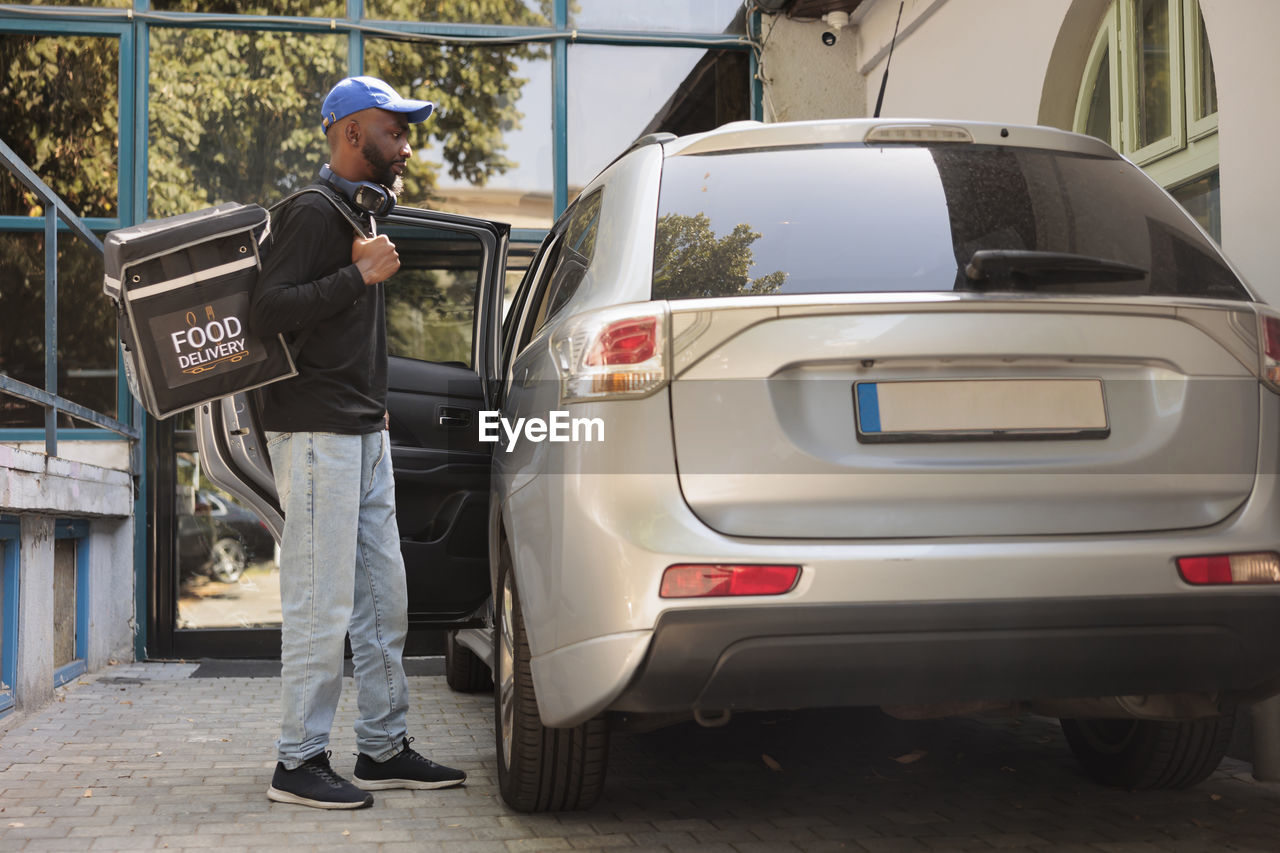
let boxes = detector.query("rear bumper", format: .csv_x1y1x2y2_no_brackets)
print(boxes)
609,595,1280,715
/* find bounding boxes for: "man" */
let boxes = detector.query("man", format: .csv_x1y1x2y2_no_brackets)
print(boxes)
250,76,466,810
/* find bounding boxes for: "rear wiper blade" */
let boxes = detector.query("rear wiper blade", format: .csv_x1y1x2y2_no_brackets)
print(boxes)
961,250,1148,291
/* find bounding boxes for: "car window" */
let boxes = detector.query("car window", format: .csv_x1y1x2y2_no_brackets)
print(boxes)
652,143,1248,301
523,190,604,340
513,232,565,357
380,223,491,367
501,237,554,380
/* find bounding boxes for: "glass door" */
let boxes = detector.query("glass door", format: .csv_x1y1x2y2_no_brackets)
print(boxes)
150,413,282,659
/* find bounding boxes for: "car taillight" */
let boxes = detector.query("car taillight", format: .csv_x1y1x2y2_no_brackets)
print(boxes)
585,317,657,366
552,304,668,403
660,564,801,598
1258,311,1280,392
1177,552,1280,585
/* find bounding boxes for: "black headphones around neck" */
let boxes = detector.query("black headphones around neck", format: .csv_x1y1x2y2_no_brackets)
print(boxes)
319,164,396,217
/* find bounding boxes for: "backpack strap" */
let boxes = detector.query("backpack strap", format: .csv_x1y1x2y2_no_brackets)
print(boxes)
265,184,376,360
269,183,374,239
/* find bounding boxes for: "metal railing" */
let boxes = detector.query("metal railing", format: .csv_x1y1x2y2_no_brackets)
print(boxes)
0,136,141,461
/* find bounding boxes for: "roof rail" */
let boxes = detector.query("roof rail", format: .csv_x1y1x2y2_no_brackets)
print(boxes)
604,132,676,171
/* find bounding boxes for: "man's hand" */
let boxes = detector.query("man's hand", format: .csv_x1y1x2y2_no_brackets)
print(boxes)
352,235,400,285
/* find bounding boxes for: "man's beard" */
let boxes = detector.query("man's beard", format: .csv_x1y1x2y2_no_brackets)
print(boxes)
361,140,405,198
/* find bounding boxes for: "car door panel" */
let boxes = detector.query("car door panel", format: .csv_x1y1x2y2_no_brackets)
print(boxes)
387,356,492,625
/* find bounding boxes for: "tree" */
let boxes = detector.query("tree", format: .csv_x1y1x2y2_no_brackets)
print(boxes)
148,0,552,215
652,212,787,299
0,34,119,217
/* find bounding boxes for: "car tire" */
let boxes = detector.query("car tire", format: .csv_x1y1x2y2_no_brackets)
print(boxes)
445,629,493,693
208,537,248,583
1060,713,1235,790
495,548,609,812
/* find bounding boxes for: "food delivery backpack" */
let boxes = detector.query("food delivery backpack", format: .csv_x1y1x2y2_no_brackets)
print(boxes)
103,186,370,419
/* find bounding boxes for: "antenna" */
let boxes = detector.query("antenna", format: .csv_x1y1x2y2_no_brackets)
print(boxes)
873,1,905,119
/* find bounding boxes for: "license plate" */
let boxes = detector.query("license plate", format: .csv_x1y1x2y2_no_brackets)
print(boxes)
855,379,1109,443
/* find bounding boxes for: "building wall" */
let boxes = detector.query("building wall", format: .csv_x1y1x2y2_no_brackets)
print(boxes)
13,441,132,472
1,445,135,716
1199,0,1280,300
760,15,865,122
856,0,1075,124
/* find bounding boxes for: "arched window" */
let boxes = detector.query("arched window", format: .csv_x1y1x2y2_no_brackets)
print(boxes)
1075,0,1219,240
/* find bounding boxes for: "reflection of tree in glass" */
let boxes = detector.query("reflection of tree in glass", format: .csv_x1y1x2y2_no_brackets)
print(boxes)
367,1,553,202
0,2,552,218
145,0,552,215
385,266,476,366
652,213,787,299
0,234,116,428
0,34,119,218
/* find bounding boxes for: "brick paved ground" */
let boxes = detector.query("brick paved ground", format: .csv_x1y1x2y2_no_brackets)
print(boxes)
1,662,1278,852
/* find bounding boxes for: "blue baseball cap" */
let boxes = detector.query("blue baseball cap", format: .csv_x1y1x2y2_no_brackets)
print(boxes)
321,76,435,132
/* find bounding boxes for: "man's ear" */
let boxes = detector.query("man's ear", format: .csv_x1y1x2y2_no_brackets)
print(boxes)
344,119,361,147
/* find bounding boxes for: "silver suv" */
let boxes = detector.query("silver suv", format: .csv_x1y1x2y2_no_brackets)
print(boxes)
204,119,1280,813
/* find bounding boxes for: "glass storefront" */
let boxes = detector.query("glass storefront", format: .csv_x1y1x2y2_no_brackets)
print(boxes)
366,0,549,26
571,0,744,33
148,29,348,216
568,45,749,195
0,33,119,218
366,39,555,228
0,232,115,428
174,413,282,630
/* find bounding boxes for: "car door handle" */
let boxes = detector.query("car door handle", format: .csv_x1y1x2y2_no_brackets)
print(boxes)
438,406,471,428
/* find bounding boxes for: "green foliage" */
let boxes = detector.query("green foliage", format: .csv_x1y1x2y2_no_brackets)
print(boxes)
1,0,556,219
385,262,478,366
148,24,349,215
0,2,553,218
0,34,120,218
366,0,552,202
149,0,552,216
652,213,787,299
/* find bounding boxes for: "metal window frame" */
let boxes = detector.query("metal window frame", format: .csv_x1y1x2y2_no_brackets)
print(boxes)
1182,0,1218,142
1123,0,1186,166
1072,3,1120,148
0,518,18,715
1071,0,1219,239
1,1,757,230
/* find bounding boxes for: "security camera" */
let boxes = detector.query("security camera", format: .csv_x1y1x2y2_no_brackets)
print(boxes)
821,11,849,47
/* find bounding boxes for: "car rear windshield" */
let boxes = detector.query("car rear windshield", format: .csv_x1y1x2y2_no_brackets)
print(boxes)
651,143,1249,301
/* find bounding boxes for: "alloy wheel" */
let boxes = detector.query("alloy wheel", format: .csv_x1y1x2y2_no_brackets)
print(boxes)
498,569,516,770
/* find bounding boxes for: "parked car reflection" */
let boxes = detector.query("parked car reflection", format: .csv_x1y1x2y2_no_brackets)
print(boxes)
177,488,275,584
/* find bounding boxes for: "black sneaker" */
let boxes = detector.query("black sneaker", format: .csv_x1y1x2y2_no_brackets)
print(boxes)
353,737,467,791
267,751,374,809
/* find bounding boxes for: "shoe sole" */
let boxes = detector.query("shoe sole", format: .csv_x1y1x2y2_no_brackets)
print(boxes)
352,774,467,791
267,785,373,809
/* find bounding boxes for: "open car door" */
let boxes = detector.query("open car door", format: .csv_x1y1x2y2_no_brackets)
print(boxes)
196,206,508,637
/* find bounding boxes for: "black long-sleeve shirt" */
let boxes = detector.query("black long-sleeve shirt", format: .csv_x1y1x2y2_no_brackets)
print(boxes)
250,185,386,434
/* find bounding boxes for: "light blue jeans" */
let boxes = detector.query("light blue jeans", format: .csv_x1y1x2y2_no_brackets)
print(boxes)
265,430,409,768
